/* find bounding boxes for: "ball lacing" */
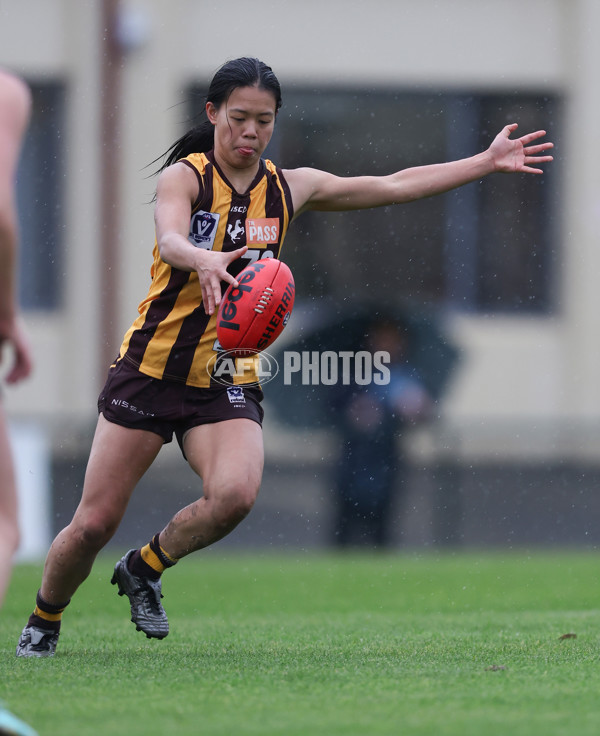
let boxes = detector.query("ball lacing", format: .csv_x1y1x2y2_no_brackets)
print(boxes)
254,287,274,314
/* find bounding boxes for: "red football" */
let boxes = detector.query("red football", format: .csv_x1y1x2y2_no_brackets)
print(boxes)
217,258,295,355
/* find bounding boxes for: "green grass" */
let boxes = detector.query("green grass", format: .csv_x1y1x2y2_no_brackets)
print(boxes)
1,550,599,735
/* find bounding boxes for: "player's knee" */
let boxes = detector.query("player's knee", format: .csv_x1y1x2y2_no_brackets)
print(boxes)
72,513,118,550
211,482,258,528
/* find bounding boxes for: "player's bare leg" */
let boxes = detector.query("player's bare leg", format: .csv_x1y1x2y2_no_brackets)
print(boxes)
159,418,264,556
16,416,163,656
41,416,164,602
110,418,263,640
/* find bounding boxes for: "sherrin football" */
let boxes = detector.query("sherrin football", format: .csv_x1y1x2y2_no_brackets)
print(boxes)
217,258,295,355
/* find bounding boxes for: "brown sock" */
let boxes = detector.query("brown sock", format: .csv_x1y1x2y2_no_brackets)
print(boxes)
127,533,178,581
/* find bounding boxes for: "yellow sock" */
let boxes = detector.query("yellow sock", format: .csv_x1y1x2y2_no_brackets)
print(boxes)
140,534,178,574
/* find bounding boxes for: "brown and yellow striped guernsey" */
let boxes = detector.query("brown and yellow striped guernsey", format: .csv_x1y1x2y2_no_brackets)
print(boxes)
117,151,294,387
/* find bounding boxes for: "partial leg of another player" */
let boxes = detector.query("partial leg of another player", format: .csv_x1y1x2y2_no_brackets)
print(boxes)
0,403,20,608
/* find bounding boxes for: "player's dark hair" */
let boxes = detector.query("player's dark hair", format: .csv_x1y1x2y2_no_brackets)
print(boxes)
156,57,282,171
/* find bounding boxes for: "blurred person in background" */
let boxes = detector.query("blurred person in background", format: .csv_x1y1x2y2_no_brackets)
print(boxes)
0,68,38,736
331,317,432,548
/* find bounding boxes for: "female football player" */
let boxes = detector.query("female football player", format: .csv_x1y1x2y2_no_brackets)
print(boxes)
17,57,553,656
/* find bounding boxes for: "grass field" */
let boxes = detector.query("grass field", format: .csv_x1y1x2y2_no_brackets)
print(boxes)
1,549,599,736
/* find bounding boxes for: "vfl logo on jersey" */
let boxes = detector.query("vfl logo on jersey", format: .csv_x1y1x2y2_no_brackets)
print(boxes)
189,210,220,248
227,219,245,243
247,218,279,245
226,386,246,405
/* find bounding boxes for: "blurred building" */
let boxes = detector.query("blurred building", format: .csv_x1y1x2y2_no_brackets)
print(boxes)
1,0,599,549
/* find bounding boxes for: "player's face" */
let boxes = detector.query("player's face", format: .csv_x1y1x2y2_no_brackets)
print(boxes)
207,85,277,169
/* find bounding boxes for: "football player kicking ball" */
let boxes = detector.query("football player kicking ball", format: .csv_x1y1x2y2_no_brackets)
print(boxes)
16,57,553,657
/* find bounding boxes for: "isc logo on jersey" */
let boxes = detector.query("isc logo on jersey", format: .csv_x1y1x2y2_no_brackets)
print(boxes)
246,218,279,245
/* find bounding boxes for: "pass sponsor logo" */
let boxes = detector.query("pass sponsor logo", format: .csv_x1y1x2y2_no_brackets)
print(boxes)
246,218,279,245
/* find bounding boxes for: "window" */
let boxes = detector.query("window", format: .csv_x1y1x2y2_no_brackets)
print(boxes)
16,82,66,310
442,94,558,313
187,85,558,314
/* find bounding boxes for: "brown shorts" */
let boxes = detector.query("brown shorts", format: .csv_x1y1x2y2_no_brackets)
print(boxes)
98,358,264,453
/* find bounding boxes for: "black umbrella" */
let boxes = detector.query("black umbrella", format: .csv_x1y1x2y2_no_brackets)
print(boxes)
264,297,459,429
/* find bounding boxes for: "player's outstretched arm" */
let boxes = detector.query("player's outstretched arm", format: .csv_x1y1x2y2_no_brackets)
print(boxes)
287,124,553,215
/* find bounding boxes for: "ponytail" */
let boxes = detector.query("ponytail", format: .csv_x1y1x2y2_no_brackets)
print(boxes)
158,119,214,171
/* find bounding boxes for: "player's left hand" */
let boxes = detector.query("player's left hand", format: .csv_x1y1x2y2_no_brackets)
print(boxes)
0,317,33,384
488,124,554,174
